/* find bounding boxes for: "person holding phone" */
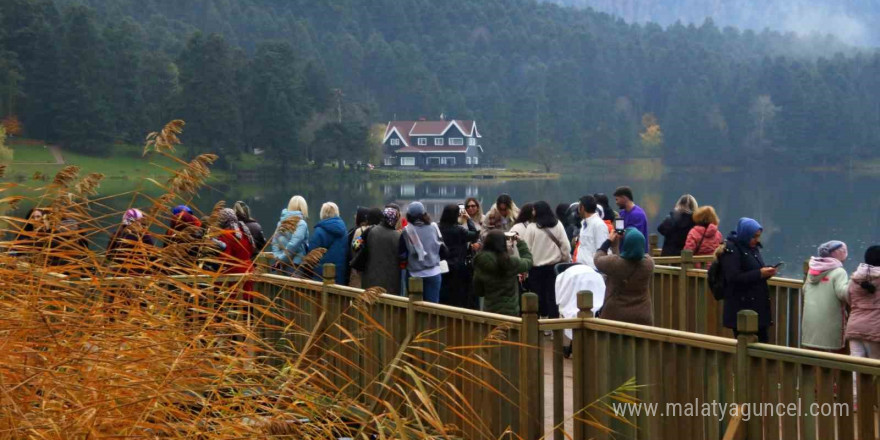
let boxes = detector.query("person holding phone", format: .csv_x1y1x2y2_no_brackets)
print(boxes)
718,217,775,342
473,230,534,316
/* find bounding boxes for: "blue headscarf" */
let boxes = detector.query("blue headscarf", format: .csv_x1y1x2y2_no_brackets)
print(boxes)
172,205,193,216
620,227,646,261
734,217,763,247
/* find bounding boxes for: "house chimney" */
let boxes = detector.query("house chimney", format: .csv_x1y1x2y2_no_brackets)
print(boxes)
440,113,446,121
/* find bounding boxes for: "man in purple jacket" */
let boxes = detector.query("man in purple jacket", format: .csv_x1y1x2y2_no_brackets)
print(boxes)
614,186,649,252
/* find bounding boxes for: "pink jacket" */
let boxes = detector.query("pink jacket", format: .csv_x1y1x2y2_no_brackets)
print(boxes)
845,264,880,343
684,224,723,256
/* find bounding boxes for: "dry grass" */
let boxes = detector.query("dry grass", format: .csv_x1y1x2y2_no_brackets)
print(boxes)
0,121,635,439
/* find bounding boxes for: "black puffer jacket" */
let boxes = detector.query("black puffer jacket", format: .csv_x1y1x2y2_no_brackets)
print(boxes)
657,211,695,256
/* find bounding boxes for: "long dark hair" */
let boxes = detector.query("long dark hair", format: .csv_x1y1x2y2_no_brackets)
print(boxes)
482,230,510,263
862,245,880,294
354,207,370,226
515,203,535,225
406,212,431,225
439,204,460,226
533,201,558,229
594,193,614,221
366,208,383,226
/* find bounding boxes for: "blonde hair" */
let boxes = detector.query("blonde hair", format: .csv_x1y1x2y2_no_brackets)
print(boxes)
692,206,719,226
287,195,309,218
320,202,339,220
675,194,698,214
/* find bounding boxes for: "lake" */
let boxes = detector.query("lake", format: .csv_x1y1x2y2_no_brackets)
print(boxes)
214,166,878,279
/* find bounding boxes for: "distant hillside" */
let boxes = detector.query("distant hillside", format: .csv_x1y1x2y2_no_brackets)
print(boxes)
544,0,880,47
2,0,880,167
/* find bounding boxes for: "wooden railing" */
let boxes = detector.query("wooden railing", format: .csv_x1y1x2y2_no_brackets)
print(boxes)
56,264,880,439
650,250,808,347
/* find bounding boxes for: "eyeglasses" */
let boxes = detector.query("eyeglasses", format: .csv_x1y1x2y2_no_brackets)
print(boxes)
466,204,478,208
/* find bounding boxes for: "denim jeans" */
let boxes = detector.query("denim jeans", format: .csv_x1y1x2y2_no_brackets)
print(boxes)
419,274,442,303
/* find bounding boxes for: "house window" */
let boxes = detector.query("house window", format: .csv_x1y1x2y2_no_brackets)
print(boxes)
441,157,455,166
449,138,464,146
466,156,472,165
468,138,476,146
427,157,441,165
390,138,400,146
401,184,415,196
434,138,444,146
418,138,427,146
400,157,415,166
474,157,479,165
383,157,394,166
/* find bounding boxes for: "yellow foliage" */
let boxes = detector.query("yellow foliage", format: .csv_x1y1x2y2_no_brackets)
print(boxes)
1,114,23,137
0,126,13,163
639,113,663,151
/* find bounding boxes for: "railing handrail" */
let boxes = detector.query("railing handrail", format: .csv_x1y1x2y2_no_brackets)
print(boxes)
748,342,880,374
539,316,737,352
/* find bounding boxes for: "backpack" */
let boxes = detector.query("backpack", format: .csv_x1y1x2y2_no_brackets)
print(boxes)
349,226,371,272
707,247,726,300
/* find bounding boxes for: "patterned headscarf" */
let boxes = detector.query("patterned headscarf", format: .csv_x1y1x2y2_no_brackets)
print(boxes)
218,208,255,247
172,205,193,216
382,207,400,229
122,208,144,226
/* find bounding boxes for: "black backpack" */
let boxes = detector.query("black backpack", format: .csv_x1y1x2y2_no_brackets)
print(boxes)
349,226,371,272
707,246,726,300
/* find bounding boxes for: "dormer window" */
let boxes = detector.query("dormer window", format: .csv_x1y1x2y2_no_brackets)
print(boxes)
468,138,476,146
418,138,427,146
390,138,400,146
434,138,444,146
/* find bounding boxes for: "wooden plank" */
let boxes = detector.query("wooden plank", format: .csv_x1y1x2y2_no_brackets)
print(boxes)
552,329,564,440
763,357,780,440
800,364,817,440
856,373,875,440
780,361,798,439
706,349,721,440
837,369,854,440
816,367,835,439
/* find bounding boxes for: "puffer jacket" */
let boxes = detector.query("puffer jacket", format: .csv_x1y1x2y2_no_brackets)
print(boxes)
473,240,533,316
657,211,695,256
684,224,724,256
309,216,349,284
271,209,309,265
801,259,848,350
845,264,880,343
719,237,771,329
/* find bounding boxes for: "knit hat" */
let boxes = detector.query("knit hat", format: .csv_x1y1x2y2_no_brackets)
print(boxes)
382,207,400,229
122,208,144,225
406,201,426,218
172,205,193,216
817,240,848,262
866,246,880,267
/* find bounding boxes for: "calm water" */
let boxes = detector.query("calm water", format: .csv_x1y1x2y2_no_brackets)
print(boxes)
205,167,877,278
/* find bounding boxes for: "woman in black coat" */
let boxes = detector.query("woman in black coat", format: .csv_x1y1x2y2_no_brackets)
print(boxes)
657,194,697,256
719,217,778,342
438,204,479,308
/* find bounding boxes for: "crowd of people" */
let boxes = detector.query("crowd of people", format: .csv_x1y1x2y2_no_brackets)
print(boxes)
13,187,880,361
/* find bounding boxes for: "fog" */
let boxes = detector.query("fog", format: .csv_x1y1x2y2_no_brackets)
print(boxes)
545,0,877,47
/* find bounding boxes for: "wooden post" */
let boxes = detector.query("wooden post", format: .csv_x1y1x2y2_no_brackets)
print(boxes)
519,292,542,439
678,250,694,331
406,277,423,336
573,290,594,440
649,233,660,257
735,310,758,439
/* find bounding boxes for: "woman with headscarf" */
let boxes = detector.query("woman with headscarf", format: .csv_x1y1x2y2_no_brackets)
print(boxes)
657,194,698,256
801,240,850,352
362,207,403,295
107,208,155,274
594,227,654,325
845,246,880,359
164,205,205,269
214,207,255,277
233,201,267,257
718,218,777,342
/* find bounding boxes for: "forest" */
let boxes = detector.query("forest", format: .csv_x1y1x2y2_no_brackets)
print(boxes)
1,0,879,168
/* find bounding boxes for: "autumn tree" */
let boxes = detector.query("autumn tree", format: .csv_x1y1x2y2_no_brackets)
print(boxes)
529,139,566,173
1,115,22,136
639,113,663,155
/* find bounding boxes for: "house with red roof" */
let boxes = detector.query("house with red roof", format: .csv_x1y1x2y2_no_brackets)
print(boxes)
382,119,484,169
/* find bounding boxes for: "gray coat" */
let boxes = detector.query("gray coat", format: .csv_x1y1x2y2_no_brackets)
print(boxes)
362,225,402,295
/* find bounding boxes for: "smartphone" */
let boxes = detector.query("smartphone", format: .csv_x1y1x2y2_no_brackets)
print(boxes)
773,262,785,269
614,219,625,234
504,232,517,240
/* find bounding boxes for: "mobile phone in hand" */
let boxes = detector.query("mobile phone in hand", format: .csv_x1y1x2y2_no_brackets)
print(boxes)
772,262,785,269
614,219,625,234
